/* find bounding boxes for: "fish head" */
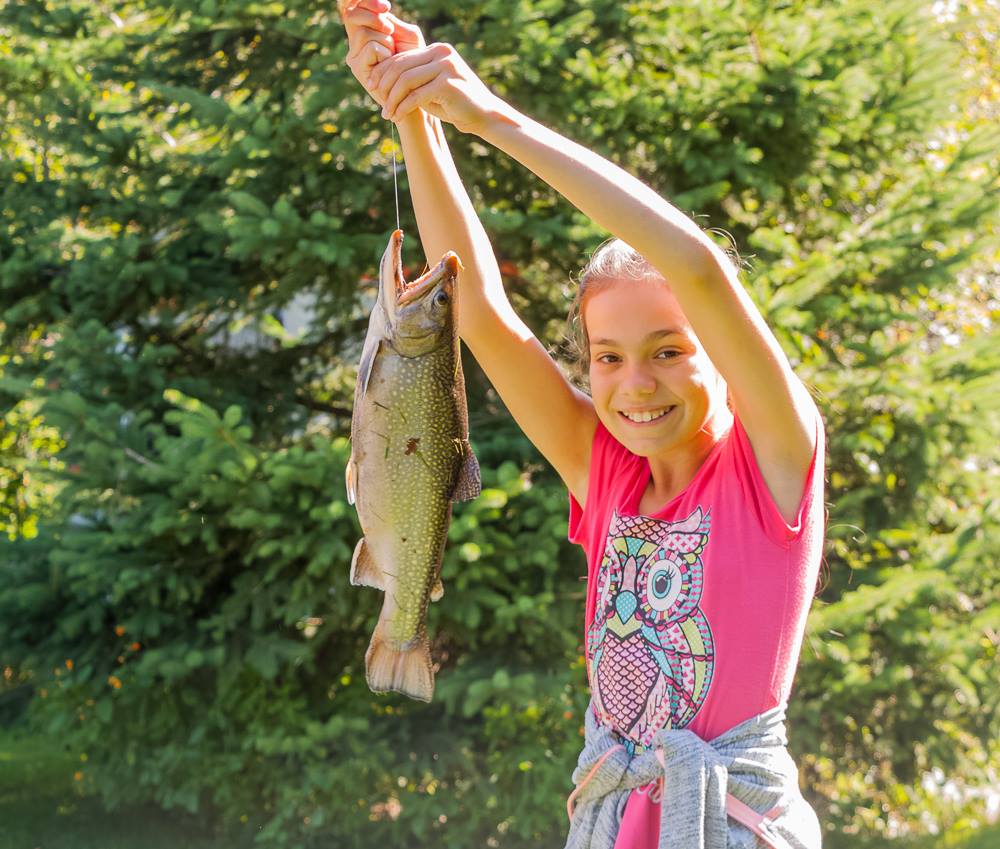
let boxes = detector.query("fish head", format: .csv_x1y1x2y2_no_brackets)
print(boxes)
379,229,462,357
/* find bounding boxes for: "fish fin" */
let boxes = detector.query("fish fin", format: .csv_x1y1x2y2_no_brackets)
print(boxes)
365,619,434,703
345,457,357,505
356,336,381,400
350,537,385,590
430,577,444,602
452,441,482,502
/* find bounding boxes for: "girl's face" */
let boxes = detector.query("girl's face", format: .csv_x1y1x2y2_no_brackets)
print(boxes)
584,278,728,458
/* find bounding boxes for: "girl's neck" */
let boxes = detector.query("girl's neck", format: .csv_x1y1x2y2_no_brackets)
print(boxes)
641,409,733,513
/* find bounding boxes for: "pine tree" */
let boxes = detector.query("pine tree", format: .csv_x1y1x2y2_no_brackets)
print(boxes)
2,1,997,845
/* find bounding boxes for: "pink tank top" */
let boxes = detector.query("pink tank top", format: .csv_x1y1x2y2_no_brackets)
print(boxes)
567,414,825,848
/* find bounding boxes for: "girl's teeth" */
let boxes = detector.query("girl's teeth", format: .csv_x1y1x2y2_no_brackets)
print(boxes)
624,409,668,423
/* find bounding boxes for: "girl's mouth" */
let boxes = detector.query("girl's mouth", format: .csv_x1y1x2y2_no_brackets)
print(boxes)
618,407,674,425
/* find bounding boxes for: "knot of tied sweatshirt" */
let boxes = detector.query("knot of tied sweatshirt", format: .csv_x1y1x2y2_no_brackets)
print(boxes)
563,699,822,849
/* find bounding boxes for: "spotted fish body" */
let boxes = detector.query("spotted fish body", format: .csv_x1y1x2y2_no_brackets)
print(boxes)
346,230,480,702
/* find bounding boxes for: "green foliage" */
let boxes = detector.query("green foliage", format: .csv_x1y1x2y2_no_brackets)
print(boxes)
1,1,997,847
0,723,244,849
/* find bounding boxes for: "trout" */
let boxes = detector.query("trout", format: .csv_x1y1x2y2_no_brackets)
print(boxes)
346,229,480,702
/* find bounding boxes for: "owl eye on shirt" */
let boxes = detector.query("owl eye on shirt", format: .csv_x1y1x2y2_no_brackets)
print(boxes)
637,549,700,622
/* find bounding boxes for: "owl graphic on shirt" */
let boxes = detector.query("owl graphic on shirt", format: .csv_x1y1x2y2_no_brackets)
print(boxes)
587,507,715,755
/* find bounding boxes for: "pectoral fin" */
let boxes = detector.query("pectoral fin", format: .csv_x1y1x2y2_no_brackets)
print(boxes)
350,537,385,590
357,336,380,400
452,441,482,502
345,457,357,505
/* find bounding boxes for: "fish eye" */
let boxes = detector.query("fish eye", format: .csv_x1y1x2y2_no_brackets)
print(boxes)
433,289,450,307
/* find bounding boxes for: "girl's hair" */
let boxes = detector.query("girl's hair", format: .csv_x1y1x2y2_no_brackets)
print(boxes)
566,237,655,379
566,234,745,379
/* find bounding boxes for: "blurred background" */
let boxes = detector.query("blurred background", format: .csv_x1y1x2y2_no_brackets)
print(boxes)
1,1,997,847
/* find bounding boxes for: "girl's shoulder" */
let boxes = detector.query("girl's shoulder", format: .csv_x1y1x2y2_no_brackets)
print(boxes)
720,411,826,545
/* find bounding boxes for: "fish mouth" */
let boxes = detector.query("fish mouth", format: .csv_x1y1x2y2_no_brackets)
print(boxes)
385,230,462,306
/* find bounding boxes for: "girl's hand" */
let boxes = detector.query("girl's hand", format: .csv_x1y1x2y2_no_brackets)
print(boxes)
339,1,425,106
368,42,508,134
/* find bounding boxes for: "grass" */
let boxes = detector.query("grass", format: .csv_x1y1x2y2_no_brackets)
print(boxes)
899,825,1000,849
2,719,998,849
0,721,251,849
965,826,1000,849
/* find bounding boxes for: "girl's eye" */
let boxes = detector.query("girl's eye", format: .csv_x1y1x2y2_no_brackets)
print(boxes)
595,348,680,364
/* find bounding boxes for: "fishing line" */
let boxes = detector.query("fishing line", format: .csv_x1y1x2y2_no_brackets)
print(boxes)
391,120,400,232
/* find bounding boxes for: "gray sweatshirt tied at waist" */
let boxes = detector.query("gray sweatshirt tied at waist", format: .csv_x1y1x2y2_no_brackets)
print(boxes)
564,699,822,849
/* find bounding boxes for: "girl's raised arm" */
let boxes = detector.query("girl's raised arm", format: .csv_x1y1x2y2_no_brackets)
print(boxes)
341,3,597,505
370,33,819,523
478,107,820,521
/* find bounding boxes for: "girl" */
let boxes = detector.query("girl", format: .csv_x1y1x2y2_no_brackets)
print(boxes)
341,2,825,847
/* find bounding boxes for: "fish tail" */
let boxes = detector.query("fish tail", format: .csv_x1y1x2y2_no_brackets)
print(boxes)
350,538,385,590
365,616,434,703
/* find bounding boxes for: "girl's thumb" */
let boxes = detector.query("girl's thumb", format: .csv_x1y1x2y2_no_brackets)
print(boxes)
385,12,425,47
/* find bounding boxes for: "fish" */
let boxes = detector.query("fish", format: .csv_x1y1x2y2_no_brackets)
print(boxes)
346,229,480,702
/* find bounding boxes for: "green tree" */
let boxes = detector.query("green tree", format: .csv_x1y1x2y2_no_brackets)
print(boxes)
1,1,997,847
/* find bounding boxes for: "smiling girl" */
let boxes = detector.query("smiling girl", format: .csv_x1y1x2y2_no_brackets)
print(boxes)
341,2,825,847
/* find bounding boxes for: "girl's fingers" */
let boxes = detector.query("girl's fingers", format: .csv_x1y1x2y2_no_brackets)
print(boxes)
347,37,392,86
369,47,434,96
346,27,393,64
352,41,393,87
344,8,393,36
382,63,441,117
387,78,441,122
382,11,425,50
340,0,390,17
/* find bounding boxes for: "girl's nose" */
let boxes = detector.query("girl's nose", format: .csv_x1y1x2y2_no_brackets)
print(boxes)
620,363,656,395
